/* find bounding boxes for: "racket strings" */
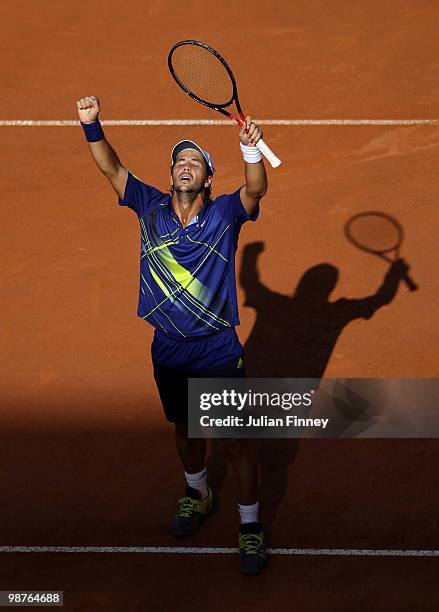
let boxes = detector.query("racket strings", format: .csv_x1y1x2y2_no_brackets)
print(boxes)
170,45,234,106
347,215,402,252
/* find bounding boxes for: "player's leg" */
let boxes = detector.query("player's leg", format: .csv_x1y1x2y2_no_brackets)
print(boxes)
153,360,218,537
153,361,207,479
174,422,206,474
221,438,258,505
221,437,267,574
202,356,267,575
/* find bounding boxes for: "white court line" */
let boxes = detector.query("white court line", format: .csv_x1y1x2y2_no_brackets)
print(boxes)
0,546,438,556
1,119,439,126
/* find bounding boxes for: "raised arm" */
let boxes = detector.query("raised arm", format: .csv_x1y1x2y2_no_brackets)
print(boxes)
238,117,268,216
337,259,411,322
76,96,128,199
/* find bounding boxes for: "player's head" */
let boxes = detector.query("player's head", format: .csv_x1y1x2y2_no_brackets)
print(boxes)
170,140,214,199
294,264,339,300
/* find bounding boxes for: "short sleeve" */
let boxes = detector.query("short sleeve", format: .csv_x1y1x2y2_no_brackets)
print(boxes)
118,171,169,217
214,187,260,228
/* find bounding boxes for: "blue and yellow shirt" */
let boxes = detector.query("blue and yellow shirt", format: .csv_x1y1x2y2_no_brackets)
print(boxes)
118,172,259,343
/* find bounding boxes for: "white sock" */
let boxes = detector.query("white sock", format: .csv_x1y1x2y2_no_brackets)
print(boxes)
238,501,259,524
185,467,208,499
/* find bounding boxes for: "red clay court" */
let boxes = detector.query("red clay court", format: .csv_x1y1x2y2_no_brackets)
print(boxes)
1,1,439,610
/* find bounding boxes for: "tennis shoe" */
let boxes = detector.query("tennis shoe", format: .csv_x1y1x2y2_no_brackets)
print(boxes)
239,521,267,575
170,485,218,538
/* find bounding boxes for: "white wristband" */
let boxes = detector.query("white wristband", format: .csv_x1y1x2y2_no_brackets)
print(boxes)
240,142,262,164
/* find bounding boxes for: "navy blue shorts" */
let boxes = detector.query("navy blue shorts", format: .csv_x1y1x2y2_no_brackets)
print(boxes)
153,355,246,424
151,327,243,371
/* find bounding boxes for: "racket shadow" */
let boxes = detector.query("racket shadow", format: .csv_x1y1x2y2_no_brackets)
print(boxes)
344,210,418,292
208,240,410,540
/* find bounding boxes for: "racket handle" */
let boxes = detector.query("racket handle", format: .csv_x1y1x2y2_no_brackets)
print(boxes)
403,272,418,292
256,138,282,168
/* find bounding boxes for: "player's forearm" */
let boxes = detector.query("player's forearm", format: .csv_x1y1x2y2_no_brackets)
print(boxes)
77,96,123,177
244,161,267,198
87,137,124,178
239,119,267,198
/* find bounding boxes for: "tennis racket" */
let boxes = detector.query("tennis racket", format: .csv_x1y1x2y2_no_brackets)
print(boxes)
168,40,281,169
345,211,418,292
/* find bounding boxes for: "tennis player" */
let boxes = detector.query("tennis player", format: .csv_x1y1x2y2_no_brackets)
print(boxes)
77,96,268,575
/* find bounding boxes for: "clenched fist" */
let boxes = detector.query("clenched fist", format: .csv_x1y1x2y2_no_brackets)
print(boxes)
76,96,100,124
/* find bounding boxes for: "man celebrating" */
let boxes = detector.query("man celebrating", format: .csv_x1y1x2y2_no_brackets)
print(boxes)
77,96,268,575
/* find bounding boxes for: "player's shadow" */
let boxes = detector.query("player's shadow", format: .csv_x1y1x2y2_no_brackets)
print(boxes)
208,241,409,540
